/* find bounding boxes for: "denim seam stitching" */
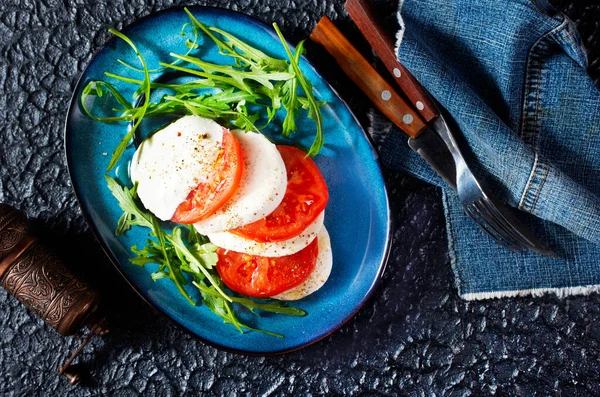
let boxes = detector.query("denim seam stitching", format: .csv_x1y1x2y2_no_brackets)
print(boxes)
532,49,544,150
519,42,545,210
558,28,576,41
552,20,588,68
520,153,539,211
521,157,551,212
518,18,569,212
530,162,550,211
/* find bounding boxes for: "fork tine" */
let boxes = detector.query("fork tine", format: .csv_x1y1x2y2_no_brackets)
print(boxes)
465,202,522,252
479,196,556,256
472,197,556,257
421,101,555,256
472,199,525,248
477,199,535,247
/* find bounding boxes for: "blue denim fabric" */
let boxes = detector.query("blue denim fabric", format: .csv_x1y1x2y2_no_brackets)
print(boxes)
374,0,600,297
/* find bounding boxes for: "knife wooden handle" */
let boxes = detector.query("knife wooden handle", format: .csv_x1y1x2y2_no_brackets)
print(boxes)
345,0,438,123
310,16,426,138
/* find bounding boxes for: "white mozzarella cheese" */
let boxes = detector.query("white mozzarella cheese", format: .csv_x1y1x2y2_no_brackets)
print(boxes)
130,115,225,221
271,226,332,301
194,130,287,234
207,211,325,257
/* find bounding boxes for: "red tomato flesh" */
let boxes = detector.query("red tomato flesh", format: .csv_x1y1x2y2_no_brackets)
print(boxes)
216,238,319,297
171,129,243,224
230,145,328,242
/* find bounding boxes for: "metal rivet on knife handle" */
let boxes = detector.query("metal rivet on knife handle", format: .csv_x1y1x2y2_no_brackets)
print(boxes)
310,16,426,138
345,0,439,123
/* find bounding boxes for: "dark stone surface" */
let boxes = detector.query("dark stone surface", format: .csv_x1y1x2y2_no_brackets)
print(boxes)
1,0,599,395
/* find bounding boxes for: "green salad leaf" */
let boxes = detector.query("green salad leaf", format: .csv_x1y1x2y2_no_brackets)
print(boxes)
273,25,324,157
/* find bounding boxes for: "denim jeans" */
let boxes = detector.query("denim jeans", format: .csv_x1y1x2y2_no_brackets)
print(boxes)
374,0,600,298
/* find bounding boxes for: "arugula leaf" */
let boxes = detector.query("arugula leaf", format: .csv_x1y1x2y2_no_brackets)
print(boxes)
187,224,209,245
167,52,293,91
195,282,306,316
183,8,237,60
209,26,289,71
105,176,152,230
115,22,200,74
104,28,152,172
104,73,218,92
81,81,133,116
273,26,324,157
84,15,325,162
280,41,305,137
107,176,307,336
166,227,231,302
194,282,289,337
107,175,194,304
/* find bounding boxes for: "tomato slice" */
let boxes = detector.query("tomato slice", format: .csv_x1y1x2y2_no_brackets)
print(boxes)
216,239,319,297
230,145,328,242
171,129,243,224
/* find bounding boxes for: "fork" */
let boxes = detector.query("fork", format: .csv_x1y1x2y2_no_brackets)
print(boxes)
311,7,554,256
429,114,555,255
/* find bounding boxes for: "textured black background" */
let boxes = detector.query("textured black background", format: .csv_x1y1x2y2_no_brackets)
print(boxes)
1,0,600,395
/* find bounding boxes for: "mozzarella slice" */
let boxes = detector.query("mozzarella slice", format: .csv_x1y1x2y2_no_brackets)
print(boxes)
207,211,325,257
271,226,332,301
130,115,225,221
194,130,287,234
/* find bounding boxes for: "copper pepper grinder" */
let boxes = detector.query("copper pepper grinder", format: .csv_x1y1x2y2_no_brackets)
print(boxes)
0,203,108,385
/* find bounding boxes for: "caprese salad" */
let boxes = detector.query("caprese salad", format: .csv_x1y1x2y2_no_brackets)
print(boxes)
130,115,332,301
83,10,329,335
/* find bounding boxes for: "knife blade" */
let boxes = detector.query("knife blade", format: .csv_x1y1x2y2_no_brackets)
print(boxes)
408,127,457,189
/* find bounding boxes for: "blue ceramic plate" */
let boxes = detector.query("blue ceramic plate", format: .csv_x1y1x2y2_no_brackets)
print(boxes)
65,6,391,354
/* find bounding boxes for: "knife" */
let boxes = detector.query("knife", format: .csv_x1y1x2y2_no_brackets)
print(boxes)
309,16,457,190
310,14,554,256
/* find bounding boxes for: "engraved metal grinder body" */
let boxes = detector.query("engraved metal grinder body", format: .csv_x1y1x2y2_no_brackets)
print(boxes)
0,203,107,384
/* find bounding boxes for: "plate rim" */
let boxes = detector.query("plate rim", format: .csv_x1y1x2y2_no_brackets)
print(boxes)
64,4,392,355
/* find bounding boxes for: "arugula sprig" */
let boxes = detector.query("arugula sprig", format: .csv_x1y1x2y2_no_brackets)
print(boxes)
106,175,194,304
80,7,325,165
273,25,324,157
106,29,150,172
116,22,201,74
106,176,306,337
183,8,289,72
